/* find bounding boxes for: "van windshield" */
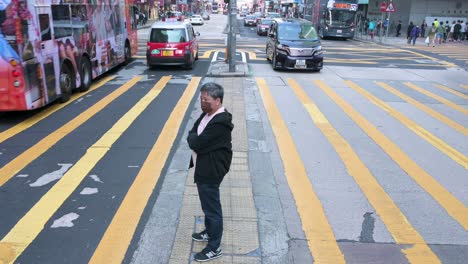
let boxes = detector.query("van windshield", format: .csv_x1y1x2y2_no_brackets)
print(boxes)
150,28,187,43
278,24,318,40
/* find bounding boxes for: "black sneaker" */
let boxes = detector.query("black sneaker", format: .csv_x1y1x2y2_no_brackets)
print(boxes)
194,247,222,262
192,230,209,242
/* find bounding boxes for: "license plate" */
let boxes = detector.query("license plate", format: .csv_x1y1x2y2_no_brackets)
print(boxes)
295,60,306,68
337,29,342,33
162,50,173,56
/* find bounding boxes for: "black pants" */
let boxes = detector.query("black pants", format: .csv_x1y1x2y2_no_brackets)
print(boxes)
197,183,223,251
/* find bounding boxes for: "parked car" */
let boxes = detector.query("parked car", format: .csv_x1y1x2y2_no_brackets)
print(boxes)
189,15,204,25
146,22,200,69
243,15,256,26
266,19,323,71
201,12,210,20
257,19,273,36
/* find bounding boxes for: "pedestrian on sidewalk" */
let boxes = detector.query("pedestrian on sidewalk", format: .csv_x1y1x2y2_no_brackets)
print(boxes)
427,23,437,46
410,25,420,46
369,19,376,40
406,21,414,44
187,82,234,262
396,20,402,37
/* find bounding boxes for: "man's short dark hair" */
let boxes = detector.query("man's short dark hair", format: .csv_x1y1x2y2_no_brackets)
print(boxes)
200,82,224,103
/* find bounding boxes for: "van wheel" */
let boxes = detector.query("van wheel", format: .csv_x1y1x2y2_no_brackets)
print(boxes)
79,58,92,92
59,64,73,103
266,47,271,61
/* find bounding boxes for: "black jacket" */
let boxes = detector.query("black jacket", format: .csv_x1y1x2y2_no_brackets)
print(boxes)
187,110,234,184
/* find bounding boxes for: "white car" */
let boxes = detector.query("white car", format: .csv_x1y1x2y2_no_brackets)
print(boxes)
189,15,204,25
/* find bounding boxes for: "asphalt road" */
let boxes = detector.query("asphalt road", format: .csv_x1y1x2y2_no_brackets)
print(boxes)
0,13,467,264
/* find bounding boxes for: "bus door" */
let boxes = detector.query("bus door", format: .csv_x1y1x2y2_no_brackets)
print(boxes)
36,6,59,101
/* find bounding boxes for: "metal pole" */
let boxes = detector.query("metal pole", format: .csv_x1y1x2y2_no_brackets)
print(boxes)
228,0,237,72
379,12,384,43
385,11,391,40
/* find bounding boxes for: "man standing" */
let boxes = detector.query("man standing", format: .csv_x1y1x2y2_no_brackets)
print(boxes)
396,20,402,37
188,82,234,262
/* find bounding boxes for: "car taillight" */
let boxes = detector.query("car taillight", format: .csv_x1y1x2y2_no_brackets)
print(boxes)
10,59,17,67
12,70,20,77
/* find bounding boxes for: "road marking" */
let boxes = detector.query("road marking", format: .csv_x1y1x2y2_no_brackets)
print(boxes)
256,78,345,264
461,84,468,90
0,76,170,264
433,84,468,100
241,51,246,63
404,50,456,68
376,82,467,136
247,51,257,60
0,75,115,144
288,79,441,264
345,81,467,169
89,77,200,264
404,82,468,115
0,76,141,187
212,51,219,62
315,80,468,230
133,55,146,59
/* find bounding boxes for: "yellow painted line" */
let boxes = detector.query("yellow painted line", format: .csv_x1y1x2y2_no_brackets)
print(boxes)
0,76,169,264
433,84,468,100
256,78,345,263
133,55,146,59
247,51,257,60
199,50,214,59
89,77,201,264
0,76,141,187
346,81,467,169
288,79,441,263
315,80,468,230
0,75,115,144
376,82,467,136
404,49,457,68
461,84,468,90
404,82,468,115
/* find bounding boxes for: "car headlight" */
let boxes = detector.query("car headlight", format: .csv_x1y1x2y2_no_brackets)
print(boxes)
314,46,323,56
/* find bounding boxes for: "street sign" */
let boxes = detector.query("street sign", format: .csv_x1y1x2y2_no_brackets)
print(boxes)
386,1,396,12
380,2,387,12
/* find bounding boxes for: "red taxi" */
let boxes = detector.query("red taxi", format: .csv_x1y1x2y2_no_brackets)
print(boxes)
146,22,200,69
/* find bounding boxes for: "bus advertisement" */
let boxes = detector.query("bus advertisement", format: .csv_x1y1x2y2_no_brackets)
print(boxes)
304,0,358,39
212,2,219,14
0,0,138,111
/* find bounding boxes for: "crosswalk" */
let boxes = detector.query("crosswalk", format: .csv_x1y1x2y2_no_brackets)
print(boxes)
255,77,467,263
0,73,466,263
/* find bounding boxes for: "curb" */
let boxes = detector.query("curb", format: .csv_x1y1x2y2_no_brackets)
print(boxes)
206,61,250,77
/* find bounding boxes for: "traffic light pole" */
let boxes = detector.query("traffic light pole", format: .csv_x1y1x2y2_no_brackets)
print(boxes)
228,0,237,72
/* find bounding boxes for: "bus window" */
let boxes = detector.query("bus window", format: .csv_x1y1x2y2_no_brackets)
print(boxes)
39,14,52,41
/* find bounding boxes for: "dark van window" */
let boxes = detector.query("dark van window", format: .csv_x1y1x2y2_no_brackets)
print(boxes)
278,24,318,40
150,28,186,43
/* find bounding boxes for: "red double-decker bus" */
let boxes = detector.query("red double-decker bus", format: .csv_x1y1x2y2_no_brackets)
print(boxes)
0,0,138,111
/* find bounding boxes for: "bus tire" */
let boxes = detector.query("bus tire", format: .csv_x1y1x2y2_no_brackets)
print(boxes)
59,63,73,103
124,42,131,64
79,58,92,92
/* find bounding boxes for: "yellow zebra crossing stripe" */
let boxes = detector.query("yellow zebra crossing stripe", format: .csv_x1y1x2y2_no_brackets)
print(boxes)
315,80,468,230
89,77,201,264
0,76,171,264
345,81,467,169
0,76,142,187
404,82,468,115
0,75,115,144
432,84,468,100
376,82,467,136
288,79,441,264
256,78,346,264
